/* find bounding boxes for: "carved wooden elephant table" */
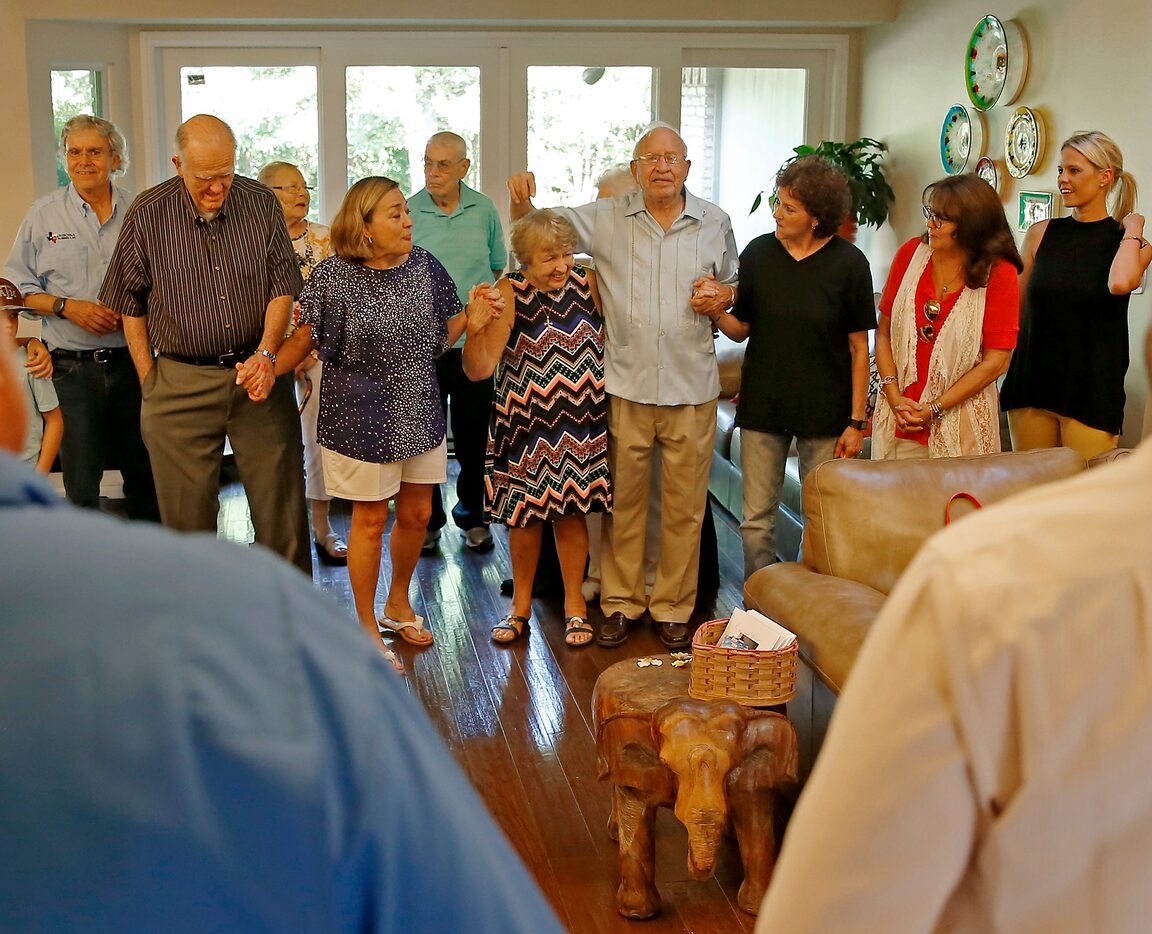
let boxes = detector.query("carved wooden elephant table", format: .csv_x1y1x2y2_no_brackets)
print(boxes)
592,655,798,919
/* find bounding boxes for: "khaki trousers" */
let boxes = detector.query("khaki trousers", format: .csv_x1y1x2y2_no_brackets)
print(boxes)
141,356,311,575
601,395,716,623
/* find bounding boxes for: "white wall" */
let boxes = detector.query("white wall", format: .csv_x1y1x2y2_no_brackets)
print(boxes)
855,0,1152,444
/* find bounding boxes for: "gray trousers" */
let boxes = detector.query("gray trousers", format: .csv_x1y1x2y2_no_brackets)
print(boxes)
140,356,310,575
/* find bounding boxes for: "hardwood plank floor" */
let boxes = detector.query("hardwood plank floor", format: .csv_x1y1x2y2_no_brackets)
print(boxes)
221,460,756,933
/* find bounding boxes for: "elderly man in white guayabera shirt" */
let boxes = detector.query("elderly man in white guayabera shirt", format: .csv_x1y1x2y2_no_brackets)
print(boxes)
508,122,738,650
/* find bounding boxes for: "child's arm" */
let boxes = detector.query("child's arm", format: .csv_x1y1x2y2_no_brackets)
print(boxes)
35,407,63,474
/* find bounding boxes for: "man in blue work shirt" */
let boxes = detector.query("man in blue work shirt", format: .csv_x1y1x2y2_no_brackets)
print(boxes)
5,115,158,519
409,131,505,554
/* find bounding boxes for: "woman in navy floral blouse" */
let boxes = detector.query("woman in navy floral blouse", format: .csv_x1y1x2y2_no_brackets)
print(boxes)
279,176,497,672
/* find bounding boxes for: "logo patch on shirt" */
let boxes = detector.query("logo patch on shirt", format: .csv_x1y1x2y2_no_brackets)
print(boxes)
46,231,78,244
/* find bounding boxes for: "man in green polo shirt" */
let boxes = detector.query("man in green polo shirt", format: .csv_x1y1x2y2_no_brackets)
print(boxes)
409,131,506,554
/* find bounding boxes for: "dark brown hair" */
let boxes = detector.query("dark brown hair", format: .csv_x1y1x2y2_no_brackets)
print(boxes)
921,175,1024,287
775,155,851,238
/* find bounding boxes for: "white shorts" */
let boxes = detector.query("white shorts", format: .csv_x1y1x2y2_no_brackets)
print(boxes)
321,440,447,502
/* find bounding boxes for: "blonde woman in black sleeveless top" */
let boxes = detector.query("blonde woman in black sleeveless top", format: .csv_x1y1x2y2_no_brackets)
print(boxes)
1001,131,1152,459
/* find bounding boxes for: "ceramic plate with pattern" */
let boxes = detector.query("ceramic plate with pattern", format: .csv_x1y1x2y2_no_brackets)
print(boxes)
1005,106,1043,179
975,156,1000,192
940,104,983,175
965,15,1029,111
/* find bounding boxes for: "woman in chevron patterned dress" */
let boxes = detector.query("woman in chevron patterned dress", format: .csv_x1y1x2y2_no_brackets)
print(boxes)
463,210,611,648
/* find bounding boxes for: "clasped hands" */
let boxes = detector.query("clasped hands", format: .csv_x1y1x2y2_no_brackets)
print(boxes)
235,354,275,402
690,274,733,319
893,396,931,432
464,283,506,332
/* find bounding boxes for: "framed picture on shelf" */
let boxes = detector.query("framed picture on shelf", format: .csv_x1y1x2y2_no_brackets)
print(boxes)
1018,190,1053,232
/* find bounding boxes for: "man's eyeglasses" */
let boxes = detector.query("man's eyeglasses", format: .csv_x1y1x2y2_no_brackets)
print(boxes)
919,298,941,342
271,184,314,193
635,153,685,166
922,205,950,227
423,159,464,172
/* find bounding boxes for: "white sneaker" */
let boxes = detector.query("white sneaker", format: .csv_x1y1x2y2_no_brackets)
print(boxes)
581,577,601,602
464,526,494,551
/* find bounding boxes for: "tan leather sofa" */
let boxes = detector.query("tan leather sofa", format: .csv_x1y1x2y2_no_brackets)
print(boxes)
743,446,1088,779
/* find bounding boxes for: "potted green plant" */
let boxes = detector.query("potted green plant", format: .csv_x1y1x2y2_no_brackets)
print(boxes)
752,137,895,241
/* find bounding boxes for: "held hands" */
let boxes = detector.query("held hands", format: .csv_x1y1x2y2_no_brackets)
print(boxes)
465,283,504,333
895,399,930,432
507,172,537,205
65,299,122,336
690,274,732,319
23,339,53,379
236,354,275,402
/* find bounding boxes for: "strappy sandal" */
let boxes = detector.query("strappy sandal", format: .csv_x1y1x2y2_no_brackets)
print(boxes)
564,615,594,648
491,614,529,644
378,614,433,646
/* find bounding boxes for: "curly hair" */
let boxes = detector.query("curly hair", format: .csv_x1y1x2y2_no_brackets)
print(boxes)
775,155,851,238
510,210,578,267
921,175,1023,287
330,176,400,262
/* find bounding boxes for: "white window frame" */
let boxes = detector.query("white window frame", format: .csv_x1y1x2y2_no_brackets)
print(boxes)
139,30,848,230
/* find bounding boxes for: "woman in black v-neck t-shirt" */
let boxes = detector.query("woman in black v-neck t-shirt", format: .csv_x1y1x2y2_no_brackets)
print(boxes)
1002,131,1151,458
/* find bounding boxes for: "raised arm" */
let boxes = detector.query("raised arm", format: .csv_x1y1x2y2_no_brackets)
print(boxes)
1109,213,1151,295
507,172,538,221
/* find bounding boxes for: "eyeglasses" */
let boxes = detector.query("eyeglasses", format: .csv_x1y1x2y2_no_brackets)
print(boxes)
271,184,314,193
922,205,950,227
635,153,685,166
919,298,941,342
423,159,464,172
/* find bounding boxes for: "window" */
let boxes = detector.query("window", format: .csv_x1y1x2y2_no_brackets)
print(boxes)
345,66,481,193
526,65,654,206
51,69,103,187
682,67,807,250
180,65,320,216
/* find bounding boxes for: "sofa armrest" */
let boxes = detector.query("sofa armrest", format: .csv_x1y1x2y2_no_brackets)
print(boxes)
744,563,886,694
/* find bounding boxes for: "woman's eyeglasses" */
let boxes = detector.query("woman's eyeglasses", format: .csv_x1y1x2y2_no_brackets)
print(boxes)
922,205,950,227
271,184,314,193
919,298,941,342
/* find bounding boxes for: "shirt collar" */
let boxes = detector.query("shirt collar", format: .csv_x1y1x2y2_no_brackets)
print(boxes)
624,187,703,222
176,177,231,224
65,182,129,222
415,182,480,217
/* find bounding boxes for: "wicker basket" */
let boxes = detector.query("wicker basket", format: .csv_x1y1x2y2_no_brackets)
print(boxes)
688,618,798,706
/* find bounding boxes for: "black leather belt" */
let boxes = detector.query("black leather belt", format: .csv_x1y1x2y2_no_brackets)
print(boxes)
160,347,259,368
50,347,129,364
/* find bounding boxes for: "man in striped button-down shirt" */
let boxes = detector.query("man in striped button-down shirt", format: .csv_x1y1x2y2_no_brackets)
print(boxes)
100,114,310,574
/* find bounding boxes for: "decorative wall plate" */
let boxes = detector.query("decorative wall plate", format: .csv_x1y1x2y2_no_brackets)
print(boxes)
965,15,1029,111
1005,106,1043,178
940,104,984,175
975,156,1001,193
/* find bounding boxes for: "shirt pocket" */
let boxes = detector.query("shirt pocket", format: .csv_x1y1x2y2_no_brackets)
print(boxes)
39,241,88,297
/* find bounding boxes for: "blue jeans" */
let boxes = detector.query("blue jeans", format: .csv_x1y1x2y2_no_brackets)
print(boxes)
739,430,837,580
51,351,159,520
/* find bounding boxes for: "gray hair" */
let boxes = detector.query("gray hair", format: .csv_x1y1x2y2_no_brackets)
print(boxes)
595,164,638,199
633,121,686,160
257,160,300,186
59,115,128,174
426,131,467,160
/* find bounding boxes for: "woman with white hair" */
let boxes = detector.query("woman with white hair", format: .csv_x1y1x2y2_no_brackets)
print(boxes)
257,160,345,566
1001,131,1152,459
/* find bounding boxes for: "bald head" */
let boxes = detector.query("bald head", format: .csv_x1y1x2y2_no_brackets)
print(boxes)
426,131,467,162
173,114,237,219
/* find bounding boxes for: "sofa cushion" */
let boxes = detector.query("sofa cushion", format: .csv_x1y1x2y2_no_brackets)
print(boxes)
716,335,745,399
715,400,738,458
800,447,1087,595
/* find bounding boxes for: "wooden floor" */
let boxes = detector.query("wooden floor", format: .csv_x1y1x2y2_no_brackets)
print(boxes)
221,461,757,933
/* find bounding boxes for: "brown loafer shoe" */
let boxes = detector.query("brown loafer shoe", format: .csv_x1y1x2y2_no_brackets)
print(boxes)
655,620,693,649
596,612,634,647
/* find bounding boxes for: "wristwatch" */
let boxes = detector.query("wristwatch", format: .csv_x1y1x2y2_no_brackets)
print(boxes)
52,296,67,318
257,348,277,366
847,417,868,431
